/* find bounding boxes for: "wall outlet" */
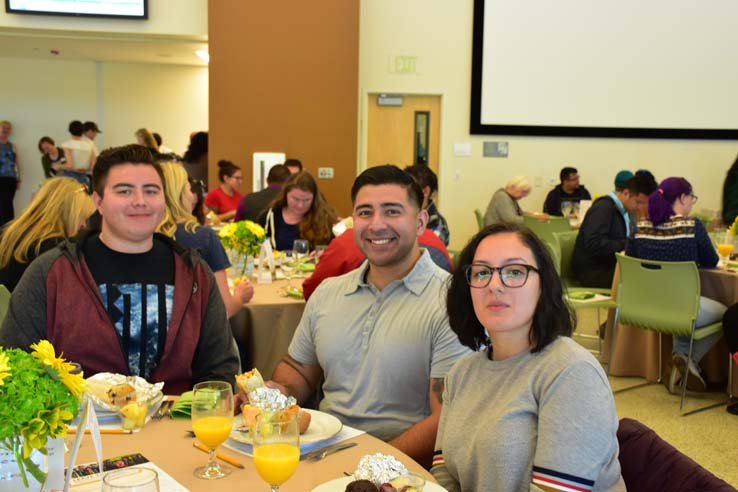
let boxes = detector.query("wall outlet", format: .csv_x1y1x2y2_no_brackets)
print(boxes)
483,141,509,158
318,167,334,179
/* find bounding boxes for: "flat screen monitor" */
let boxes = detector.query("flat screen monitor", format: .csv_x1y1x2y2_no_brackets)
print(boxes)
5,0,147,19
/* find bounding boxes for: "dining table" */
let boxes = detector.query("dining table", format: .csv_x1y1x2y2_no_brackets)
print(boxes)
603,267,737,395
69,411,435,491
229,277,306,379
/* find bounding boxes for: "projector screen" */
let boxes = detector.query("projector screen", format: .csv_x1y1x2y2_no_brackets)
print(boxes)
6,0,147,19
470,0,738,139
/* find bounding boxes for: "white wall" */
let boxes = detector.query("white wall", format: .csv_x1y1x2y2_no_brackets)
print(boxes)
359,0,738,250
0,56,208,212
0,0,207,37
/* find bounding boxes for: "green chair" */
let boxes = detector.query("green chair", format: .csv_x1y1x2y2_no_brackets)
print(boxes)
523,215,572,251
552,230,614,355
474,209,484,231
611,253,730,415
0,285,10,325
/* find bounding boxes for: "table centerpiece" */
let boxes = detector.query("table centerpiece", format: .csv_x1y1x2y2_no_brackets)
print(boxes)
0,341,85,488
218,220,266,276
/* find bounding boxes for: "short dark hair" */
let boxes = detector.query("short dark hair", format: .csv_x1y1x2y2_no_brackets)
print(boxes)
266,164,291,185
152,132,162,147
183,132,208,163
403,164,438,194
68,120,84,137
82,121,100,133
217,160,241,182
559,167,578,183
447,222,575,354
37,136,55,152
350,164,424,210
624,173,658,197
92,144,163,197
284,158,303,172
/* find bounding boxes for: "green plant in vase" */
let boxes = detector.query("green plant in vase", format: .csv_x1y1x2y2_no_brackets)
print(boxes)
0,341,86,488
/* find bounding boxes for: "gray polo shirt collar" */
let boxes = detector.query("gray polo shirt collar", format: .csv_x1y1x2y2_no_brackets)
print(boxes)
342,249,434,297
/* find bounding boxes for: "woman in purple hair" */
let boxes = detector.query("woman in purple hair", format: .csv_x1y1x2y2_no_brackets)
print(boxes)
626,177,726,394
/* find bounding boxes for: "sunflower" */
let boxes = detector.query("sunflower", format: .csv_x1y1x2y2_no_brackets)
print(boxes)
30,340,86,398
0,351,10,386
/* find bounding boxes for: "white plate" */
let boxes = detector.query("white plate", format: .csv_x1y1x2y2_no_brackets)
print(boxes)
230,409,342,445
311,476,448,492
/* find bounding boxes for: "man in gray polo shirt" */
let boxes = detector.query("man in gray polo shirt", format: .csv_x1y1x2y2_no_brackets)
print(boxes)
265,165,470,466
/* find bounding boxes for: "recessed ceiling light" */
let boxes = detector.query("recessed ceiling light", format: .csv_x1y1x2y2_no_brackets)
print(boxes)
195,50,209,63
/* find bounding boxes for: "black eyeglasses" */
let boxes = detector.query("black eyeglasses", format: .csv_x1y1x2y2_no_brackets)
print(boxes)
465,263,539,289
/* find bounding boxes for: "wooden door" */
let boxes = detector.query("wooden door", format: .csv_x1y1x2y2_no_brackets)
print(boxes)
367,94,441,177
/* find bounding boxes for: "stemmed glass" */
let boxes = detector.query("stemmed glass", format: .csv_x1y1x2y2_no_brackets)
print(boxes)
717,230,735,268
281,251,296,287
252,412,300,492
191,381,234,480
293,239,309,276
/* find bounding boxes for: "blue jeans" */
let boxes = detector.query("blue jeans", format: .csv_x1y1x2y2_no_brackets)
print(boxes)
673,296,727,362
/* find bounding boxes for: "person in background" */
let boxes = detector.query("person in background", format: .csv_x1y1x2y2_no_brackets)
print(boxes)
722,155,738,228
135,128,160,154
720,305,738,415
626,177,726,394
404,164,450,246
234,164,290,222
158,162,254,318
302,225,453,301
483,176,535,226
432,223,623,492
572,173,654,288
61,120,96,185
183,131,209,188
259,171,337,251
262,165,470,466
38,136,67,178
0,144,240,394
189,177,207,225
152,132,175,155
204,160,243,223
0,120,20,225
543,166,591,216
0,177,95,291
284,158,303,174
82,121,101,157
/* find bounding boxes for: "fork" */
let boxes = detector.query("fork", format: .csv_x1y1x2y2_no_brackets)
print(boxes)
152,399,173,420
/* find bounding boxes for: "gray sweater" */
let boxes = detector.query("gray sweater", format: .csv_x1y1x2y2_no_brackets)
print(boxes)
484,188,523,226
431,337,624,492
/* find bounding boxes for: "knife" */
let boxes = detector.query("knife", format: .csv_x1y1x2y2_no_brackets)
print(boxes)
303,442,358,461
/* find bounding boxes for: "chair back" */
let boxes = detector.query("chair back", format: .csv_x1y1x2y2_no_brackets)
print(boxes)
523,215,571,247
474,209,484,231
0,285,10,325
615,253,700,337
552,230,578,283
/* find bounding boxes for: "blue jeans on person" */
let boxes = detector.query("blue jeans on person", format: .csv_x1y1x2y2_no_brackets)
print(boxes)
673,296,727,363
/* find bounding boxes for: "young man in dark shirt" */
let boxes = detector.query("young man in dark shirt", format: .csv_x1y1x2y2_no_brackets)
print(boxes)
0,144,239,394
543,166,592,216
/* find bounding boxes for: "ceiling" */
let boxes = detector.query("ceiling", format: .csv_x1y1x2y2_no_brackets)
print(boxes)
0,27,208,66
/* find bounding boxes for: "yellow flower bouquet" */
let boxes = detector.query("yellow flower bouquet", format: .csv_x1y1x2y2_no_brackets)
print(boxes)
0,341,85,487
218,220,266,275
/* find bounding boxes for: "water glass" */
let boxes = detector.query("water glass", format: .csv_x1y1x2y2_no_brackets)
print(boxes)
293,240,309,275
281,251,296,287
102,467,159,492
315,244,327,264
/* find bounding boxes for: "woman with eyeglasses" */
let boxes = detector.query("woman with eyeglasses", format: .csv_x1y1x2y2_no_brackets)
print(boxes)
431,223,623,492
626,177,726,394
204,159,243,223
259,171,338,251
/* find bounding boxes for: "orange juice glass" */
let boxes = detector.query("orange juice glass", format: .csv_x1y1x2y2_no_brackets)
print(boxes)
252,412,300,491
191,381,234,480
193,416,233,449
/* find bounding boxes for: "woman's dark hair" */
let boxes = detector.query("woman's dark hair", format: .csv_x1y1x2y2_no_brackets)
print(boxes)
189,178,206,225
38,136,55,152
217,159,240,182
68,120,84,137
647,177,692,226
447,222,575,354
183,131,208,163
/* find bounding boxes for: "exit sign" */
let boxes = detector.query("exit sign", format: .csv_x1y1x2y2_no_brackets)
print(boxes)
390,55,419,74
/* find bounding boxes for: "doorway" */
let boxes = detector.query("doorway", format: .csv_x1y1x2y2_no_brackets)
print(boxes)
366,94,441,178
